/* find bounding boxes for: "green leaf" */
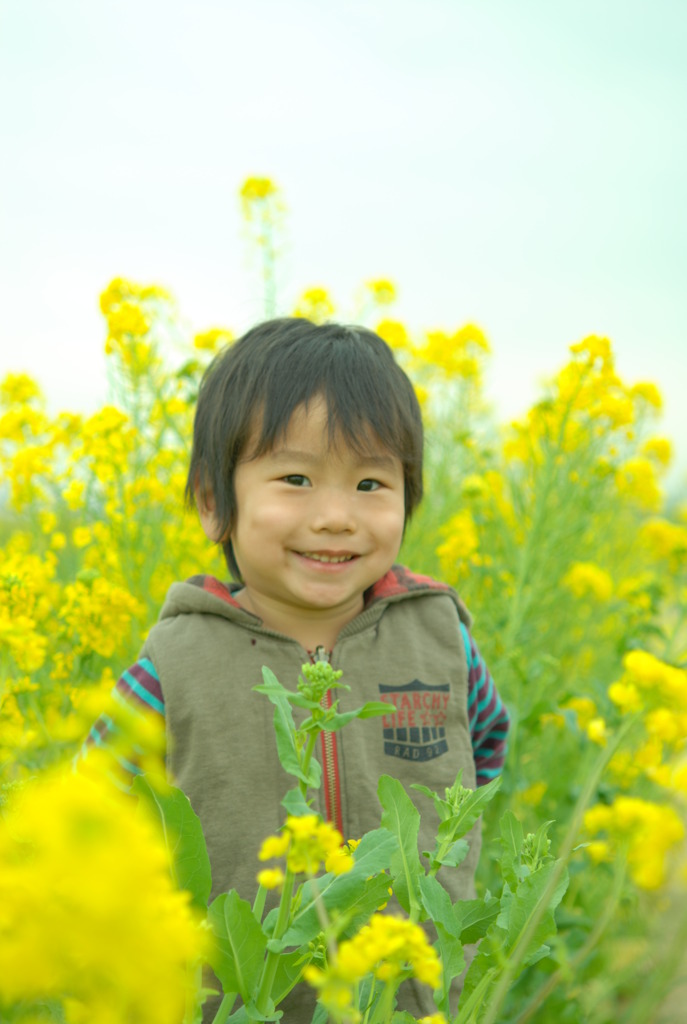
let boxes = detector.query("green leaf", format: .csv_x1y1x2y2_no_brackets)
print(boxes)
453,894,500,944
321,700,395,732
499,810,524,889
255,668,320,787
208,891,268,1003
271,948,311,1006
378,775,423,916
272,830,398,949
277,872,394,950
443,776,502,842
131,774,212,911
412,782,452,823
281,788,314,818
310,1004,329,1024
418,875,465,1013
497,859,569,967
439,837,470,868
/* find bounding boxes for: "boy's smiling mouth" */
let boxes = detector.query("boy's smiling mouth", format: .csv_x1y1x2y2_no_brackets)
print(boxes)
298,551,357,564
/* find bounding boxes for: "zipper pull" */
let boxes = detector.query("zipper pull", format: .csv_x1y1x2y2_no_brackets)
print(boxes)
313,645,330,663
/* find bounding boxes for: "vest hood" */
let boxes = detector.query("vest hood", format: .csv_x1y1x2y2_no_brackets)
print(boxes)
155,565,472,635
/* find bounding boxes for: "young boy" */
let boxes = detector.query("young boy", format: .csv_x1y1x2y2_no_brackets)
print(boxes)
83,318,509,1021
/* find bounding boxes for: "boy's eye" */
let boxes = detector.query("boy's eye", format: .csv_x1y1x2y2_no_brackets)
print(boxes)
282,474,311,487
357,479,381,492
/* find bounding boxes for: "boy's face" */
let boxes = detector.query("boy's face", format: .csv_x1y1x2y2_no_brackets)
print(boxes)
226,398,406,638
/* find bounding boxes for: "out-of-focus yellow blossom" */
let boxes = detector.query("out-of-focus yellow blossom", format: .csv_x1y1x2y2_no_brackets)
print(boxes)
616,457,662,511
365,279,397,305
639,517,687,562
105,301,149,346
62,477,86,510
623,651,687,709
521,781,548,806
305,914,441,1022
59,577,144,660
240,175,278,203
259,815,353,877
436,510,479,573
641,437,673,467
257,867,285,890
460,474,490,500
630,381,663,410
563,696,598,730
193,327,234,351
0,372,43,407
586,717,609,746
569,334,614,370
72,526,92,548
423,325,489,379
539,712,566,730
293,287,335,324
563,562,613,602
0,766,204,1022
586,839,614,864
99,276,170,315
414,383,429,408
608,680,643,714
584,796,684,889
376,319,411,353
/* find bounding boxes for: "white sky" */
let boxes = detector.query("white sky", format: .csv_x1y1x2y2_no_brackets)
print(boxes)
1,0,685,493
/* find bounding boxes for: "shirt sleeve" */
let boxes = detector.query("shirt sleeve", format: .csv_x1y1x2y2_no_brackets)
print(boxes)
74,657,166,789
460,623,510,785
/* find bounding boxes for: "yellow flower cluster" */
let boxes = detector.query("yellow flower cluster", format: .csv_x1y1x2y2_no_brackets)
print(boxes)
258,814,353,887
562,561,613,602
0,765,204,1022
293,286,336,324
305,913,441,1022
584,796,684,889
607,651,687,787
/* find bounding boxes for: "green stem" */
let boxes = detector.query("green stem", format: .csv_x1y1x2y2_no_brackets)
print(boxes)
478,716,636,1024
299,731,319,799
454,968,498,1024
513,853,628,1024
211,991,237,1024
254,868,297,1015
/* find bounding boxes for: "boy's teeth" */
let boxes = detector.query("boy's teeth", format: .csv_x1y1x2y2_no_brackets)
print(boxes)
303,553,353,563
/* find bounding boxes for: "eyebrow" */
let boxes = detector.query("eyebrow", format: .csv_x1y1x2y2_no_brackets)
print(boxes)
268,448,399,470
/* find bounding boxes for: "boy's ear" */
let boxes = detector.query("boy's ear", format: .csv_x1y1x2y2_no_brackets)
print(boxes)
195,485,227,543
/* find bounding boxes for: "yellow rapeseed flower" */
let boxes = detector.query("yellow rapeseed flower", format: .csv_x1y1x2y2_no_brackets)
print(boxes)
584,795,684,889
305,913,441,1022
630,381,663,410
365,279,397,305
0,372,43,407
0,766,204,1021
436,511,479,573
259,815,352,877
562,562,613,602
293,287,335,324
376,319,411,352
641,437,673,467
193,327,234,351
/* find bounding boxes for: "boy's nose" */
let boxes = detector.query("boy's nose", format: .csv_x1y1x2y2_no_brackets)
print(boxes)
311,490,356,533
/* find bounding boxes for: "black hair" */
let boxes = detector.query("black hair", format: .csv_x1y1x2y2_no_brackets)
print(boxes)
185,317,424,579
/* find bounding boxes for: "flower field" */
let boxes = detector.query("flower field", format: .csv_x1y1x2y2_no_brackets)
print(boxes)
1,181,686,1023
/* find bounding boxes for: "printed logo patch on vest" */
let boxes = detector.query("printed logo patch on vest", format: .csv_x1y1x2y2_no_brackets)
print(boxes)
379,680,449,761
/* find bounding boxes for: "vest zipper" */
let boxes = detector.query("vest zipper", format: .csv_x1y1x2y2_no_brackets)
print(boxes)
313,646,343,836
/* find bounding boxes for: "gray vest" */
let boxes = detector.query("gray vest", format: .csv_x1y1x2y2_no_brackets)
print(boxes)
143,579,480,1021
